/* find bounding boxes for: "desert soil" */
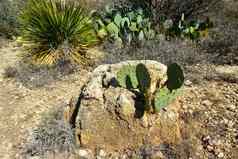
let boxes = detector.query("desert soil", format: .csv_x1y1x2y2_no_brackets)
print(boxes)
0,38,237,159
0,39,90,159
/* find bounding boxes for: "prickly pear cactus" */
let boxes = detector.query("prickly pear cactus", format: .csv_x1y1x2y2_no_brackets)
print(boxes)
154,88,181,112
116,62,184,113
167,63,184,91
136,63,153,111
154,63,184,112
136,63,151,93
116,65,138,89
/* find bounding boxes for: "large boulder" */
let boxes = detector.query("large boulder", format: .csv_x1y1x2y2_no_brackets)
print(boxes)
72,60,182,156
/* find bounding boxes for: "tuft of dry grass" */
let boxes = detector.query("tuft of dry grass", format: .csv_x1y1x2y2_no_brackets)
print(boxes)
21,106,76,159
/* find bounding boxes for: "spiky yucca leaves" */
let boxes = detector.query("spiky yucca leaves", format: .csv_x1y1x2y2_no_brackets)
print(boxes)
20,0,98,65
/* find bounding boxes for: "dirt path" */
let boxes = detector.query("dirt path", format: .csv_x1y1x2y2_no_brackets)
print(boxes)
0,40,89,159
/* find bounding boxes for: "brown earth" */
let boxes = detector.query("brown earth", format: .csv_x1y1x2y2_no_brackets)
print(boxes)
0,39,90,159
0,0,238,158
0,39,237,159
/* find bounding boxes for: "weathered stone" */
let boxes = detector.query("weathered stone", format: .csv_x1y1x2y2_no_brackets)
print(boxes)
103,72,116,87
151,151,165,159
117,93,135,118
82,75,104,101
74,60,181,155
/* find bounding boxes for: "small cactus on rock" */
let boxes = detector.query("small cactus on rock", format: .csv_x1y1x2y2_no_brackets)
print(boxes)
154,63,184,112
116,62,184,114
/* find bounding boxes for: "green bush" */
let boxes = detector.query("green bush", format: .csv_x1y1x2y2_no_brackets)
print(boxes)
166,14,213,40
94,6,155,45
20,0,98,65
130,0,219,22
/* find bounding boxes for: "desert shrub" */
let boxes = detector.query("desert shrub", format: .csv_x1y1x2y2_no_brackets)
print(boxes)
166,15,213,40
3,66,18,78
0,0,26,37
93,5,155,45
77,0,116,10
19,0,98,65
198,1,238,65
100,37,208,66
130,0,219,22
22,106,75,158
4,59,80,88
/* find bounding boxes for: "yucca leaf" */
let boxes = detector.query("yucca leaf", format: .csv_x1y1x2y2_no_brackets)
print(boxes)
129,22,138,32
138,30,144,41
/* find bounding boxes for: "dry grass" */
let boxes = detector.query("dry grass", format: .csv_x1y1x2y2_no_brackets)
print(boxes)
21,106,76,159
3,59,80,88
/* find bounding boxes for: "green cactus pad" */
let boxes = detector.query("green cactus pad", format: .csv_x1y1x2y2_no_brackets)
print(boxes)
116,65,138,89
167,63,184,91
121,17,130,28
154,87,181,112
114,13,122,27
106,22,119,35
136,63,151,93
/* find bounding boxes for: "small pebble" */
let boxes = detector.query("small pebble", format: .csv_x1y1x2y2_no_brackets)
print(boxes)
202,100,213,106
217,152,224,158
185,80,193,86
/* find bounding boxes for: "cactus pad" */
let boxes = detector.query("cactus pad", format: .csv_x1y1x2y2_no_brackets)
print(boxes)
167,63,184,91
116,65,138,89
154,87,181,112
136,63,151,93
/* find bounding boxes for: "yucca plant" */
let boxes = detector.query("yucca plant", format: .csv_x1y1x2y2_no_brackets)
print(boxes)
19,0,98,65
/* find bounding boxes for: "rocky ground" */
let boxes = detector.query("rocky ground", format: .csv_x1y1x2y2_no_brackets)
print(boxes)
0,38,237,159
179,78,238,159
0,39,90,159
0,0,238,158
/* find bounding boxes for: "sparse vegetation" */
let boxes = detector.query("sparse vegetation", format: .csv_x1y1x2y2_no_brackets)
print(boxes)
130,0,219,22
22,107,75,158
0,0,26,38
166,14,213,40
3,59,79,88
0,0,237,159
3,66,18,78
